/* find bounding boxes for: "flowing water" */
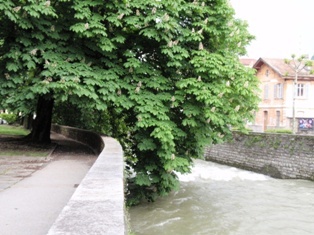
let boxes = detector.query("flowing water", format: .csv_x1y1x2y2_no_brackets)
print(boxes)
130,159,314,235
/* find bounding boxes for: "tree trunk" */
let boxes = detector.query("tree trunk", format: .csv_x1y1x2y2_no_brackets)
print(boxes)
28,95,54,143
22,113,34,130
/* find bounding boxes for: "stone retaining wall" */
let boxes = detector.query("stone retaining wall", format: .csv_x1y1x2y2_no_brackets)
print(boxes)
48,125,126,235
205,132,314,180
51,124,104,154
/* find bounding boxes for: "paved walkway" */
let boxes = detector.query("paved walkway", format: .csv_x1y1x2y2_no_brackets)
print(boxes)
0,133,97,235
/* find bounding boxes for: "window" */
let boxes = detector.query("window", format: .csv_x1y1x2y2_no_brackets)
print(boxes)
264,84,269,99
296,83,308,98
297,84,304,96
265,69,269,77
274,83,283,99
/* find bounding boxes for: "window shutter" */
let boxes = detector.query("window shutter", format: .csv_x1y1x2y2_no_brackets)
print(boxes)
264,84,269,99
305,84,309,99
274,83,283,98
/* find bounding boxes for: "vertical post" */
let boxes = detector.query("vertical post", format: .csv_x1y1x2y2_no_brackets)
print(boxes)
292,72,297,134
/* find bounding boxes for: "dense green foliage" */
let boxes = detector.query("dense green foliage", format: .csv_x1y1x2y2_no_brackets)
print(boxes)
0,0,259,204
0,113,18,124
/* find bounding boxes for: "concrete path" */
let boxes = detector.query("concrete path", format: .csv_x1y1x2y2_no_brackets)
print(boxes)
0,133,97,235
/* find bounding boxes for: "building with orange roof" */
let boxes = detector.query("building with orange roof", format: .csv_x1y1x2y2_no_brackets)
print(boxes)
248,57,314,133
239,58,257,67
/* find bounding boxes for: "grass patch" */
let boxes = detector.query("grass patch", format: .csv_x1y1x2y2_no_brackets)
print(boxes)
265,129,292,134
0,150,51,157
0,125,54,157
0,125,30,136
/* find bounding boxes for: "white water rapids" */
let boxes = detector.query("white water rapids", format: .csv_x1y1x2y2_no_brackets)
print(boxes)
130,159,314,235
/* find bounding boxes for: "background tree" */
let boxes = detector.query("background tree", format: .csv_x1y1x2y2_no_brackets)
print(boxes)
285,54,313,134
0,0,259,204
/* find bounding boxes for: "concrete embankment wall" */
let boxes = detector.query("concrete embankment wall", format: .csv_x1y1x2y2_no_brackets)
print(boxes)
49,125,126,235
205,132,314,180
51,124,104,154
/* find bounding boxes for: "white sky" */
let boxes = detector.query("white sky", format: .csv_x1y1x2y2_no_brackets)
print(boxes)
230,0,314,59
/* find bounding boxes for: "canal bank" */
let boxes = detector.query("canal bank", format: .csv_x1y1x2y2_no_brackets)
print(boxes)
205,132,314,180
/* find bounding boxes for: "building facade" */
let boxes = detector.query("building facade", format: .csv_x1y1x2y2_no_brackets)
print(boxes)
248,58,314,134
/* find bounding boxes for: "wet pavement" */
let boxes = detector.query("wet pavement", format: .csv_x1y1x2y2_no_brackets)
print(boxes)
0,153,55,192
0,133,95,191
0,133,97,235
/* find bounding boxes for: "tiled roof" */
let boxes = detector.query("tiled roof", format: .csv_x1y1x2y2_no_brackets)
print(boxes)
240,58,257,67
253,58,314,78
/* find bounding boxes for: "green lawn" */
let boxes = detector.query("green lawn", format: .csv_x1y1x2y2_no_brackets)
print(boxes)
0,125,30,136
0,125,52,157
0,150,51,157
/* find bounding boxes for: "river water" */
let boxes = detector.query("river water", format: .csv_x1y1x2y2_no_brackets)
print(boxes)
130,159,314,235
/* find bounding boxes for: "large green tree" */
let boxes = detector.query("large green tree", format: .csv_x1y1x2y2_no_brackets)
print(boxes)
0,0,259,203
